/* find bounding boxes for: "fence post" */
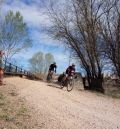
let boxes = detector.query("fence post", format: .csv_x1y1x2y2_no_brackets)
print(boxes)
20,68,22,73
27,72,29,77
9,63,12,73
15,66,18,73
4,60,7,71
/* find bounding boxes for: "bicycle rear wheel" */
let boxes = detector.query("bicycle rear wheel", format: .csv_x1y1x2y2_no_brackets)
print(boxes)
47,74,52,82
67,79,74,92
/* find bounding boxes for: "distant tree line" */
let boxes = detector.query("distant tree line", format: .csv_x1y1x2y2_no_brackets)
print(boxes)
46,0,120,92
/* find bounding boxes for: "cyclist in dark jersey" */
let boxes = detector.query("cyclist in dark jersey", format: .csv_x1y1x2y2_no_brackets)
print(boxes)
47,62,57,81
49,62,57,73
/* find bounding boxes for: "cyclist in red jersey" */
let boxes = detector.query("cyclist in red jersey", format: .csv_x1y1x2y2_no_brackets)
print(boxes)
62,63,76,82
66,63,76,76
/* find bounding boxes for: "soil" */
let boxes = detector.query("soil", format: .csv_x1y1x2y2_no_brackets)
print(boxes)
1,77,120,129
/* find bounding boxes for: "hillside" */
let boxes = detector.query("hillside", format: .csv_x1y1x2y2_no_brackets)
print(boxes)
1,77,120,129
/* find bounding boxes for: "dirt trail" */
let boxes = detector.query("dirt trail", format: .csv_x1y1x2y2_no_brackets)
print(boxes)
5,77,120,129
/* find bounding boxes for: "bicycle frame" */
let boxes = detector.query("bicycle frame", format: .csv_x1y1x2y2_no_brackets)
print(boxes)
60,75,74,91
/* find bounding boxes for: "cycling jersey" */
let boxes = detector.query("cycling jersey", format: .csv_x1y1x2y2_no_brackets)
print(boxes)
49,64,57,72
66,66,75,76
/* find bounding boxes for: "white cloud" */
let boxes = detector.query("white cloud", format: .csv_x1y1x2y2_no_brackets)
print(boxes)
31,30,62,46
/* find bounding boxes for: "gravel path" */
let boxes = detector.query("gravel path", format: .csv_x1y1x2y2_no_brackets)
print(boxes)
5,77,120,129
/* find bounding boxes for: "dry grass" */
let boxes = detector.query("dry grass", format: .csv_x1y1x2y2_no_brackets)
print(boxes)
104,79,120,98
34,73,45,80
0,84,38,129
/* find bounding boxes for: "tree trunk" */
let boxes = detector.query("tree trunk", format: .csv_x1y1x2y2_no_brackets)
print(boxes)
83,72,104,93
88,77,104,93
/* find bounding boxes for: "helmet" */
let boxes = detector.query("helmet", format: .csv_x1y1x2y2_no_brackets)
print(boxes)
53,62,56,65
72,63,75,67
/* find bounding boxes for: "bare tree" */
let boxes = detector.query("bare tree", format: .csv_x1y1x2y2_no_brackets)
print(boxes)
29,52,54,75
99,0,120,79
0,0,5,35
44,53,54,74
29,52,44,74
0,0,4,8
0,10,32,60
46,0,116,92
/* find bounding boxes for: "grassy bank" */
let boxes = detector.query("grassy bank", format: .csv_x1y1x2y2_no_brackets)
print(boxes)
0,84,38,129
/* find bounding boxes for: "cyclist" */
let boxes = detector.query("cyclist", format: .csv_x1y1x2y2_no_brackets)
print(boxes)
47,62,57,80
62,63,76,82
66,63,76,76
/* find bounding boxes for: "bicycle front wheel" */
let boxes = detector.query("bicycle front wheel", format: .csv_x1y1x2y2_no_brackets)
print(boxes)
60,81,64,89
67,80,74,92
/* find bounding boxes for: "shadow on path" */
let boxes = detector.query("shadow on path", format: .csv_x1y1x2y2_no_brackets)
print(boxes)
47,81,61,89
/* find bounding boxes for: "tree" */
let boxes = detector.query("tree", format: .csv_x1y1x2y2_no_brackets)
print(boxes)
0,0,5,32
99,0,120,78
29,52,44,73
0,10,32,60
46,0,116,92
0,0,4,9
44,53,54,74
29,52,54,74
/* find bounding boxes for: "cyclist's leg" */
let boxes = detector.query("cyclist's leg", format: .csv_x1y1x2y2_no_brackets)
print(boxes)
50,71,54,78
47,70,51,81
67,76,74,91
63,74,68,82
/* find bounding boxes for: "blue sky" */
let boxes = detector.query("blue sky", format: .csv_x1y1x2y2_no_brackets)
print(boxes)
1,0,80,73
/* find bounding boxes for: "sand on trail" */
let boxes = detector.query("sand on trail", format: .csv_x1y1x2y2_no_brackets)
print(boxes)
5,77,120,129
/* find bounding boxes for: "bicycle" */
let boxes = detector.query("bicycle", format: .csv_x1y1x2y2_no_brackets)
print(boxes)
60,75,74,92
47,71,54,82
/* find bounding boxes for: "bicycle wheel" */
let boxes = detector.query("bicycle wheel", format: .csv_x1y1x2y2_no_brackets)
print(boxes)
47,74,52,82
59,80,64,89
67,79,74,92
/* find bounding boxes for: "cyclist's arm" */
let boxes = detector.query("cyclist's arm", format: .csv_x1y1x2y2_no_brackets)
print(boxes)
55,65,57,73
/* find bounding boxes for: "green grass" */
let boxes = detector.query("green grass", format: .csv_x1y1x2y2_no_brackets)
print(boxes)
10,90,18,96
0,101,5,107
0,93,6,107
90,90,120,99
0,92,15,122
0,92,5,100
0,87,32,129
106,92,120,99
17,105,28,116
0,113,15,122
